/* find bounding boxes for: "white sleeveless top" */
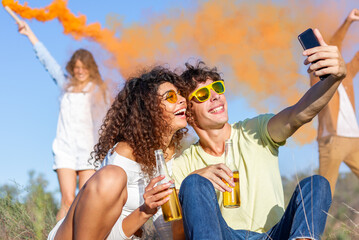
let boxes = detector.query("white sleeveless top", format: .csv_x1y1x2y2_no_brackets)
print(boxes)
102,148,149,239
337,83,359,137
103,148,174,240
52,83,95,165
47,147,172,240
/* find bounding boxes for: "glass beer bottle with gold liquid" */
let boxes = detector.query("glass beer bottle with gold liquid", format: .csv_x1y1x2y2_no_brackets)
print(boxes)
223,139,241,208
155,149,182,222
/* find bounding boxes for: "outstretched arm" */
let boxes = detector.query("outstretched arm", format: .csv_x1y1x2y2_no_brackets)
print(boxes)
17,20,39,45
347,51,359,79
268,29,346,143
16,20,67,88
330,9,359,50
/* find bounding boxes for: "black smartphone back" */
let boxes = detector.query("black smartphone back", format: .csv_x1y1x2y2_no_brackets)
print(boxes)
298,28,320,50
298,28,329,80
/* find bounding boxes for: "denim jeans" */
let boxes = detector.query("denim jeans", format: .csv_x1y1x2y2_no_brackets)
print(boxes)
179,174,332,240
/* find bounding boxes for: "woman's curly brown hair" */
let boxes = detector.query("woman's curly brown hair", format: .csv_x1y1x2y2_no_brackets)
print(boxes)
93,66,187,176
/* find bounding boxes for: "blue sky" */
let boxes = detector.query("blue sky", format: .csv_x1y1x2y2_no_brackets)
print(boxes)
1,0,358,201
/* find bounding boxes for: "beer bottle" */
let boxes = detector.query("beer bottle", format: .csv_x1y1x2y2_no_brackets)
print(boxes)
223,139,241,208
155,149,182,222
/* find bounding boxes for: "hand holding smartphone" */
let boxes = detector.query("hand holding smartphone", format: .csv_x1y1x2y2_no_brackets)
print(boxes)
298,28,330,80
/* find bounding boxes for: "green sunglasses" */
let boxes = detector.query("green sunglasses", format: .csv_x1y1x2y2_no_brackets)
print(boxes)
188,81,225,102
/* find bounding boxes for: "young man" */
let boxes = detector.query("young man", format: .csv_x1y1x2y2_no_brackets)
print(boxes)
311,9,359,196
172,29,346,239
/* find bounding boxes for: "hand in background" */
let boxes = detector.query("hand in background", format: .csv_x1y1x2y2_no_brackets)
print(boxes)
17,20,38,45
347,8,359,22
304,29,346,81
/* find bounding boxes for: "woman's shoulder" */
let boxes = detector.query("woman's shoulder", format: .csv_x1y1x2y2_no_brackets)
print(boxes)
102,142,141,172
114,142,135,160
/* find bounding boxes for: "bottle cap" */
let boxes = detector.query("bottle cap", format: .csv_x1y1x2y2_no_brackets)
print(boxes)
155,149,163,156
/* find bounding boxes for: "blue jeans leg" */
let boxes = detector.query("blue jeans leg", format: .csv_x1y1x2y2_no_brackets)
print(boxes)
179,174,261,240
179,174,331,240
265,175,332,240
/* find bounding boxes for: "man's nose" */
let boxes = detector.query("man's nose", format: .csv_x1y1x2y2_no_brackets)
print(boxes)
210,89,220,101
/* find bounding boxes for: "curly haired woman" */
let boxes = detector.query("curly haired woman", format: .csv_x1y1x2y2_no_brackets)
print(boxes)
48,66,187,239
16,20,110,221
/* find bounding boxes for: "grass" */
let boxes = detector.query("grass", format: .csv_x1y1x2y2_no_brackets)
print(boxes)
0,171,57,240
322,172,359,239
0,170,358,239
282,171,359,239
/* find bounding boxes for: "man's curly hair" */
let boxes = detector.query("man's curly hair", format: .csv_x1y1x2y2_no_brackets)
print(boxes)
93,66,187,177
180,61,223,125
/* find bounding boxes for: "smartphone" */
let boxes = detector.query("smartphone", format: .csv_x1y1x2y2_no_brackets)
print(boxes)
298,28,329,80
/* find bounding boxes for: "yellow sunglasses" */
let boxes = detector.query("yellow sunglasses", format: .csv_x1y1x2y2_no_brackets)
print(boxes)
188,81,225,102
162,90,181,103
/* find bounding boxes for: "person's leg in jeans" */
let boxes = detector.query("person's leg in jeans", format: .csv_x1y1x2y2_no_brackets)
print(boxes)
179,174,261,240
265,175,332,240
179,174,331,240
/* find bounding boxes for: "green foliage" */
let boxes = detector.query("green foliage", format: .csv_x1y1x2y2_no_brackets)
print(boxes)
0,171,57,240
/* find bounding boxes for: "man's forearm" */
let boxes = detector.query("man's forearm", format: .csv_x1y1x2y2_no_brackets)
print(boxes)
268,76,342,143
292,75,342,126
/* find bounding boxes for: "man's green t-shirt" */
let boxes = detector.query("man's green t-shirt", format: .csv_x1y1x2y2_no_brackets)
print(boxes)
172,114,285,233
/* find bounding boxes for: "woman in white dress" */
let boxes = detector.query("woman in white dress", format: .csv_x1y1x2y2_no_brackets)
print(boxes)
17,20,109,221
48,66,188,239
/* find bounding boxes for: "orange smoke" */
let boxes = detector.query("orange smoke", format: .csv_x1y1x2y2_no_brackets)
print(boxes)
3,0,350,144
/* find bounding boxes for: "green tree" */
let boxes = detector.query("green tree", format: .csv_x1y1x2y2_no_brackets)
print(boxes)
0,171,57,240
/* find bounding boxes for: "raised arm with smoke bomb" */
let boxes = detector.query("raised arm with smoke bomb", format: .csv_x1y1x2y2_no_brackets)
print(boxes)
17,20,39,46
10,11,109,222
15,19,66,88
